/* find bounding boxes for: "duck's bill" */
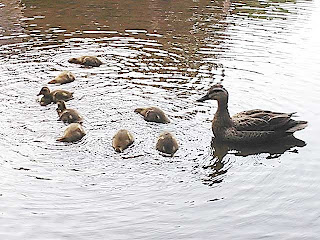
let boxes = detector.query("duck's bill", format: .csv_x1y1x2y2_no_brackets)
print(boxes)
36,92,41,96
197,94,209,102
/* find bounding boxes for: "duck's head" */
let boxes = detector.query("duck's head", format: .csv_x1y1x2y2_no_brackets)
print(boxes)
68,57,80,64
134,108,144,114
114,146,124,153
158,131,172,139
56,100,67,112
37,87,50,96
197,84,228,102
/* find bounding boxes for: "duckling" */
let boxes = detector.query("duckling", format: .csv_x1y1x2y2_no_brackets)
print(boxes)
134,107,170,123
48,71,75,84
197,84,308,143
56,100,83,124
156,131,179,156
57,123,86,142
68,56,102,67
112,129,134,153
37,87,73,106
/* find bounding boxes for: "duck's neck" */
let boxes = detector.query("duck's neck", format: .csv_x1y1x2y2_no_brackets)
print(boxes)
213,99,233,130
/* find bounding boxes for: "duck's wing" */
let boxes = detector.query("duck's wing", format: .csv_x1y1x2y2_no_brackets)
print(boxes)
233,109,292,119
232,109,263,118
233,110,295,131
233,117,269,131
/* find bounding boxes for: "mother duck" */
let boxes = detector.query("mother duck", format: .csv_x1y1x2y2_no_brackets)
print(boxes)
197,84,307,143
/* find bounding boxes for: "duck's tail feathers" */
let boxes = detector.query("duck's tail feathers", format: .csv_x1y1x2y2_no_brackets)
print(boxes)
48,79,57,84
286,121,308,134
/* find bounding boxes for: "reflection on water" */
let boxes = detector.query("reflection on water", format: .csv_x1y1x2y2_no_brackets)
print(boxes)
204,136,306,186
1,0,320,239
212,136,306,159
0,0,25,45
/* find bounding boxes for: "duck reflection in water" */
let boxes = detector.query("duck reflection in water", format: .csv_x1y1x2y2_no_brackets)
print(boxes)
197,83,308,185
203,136,306,186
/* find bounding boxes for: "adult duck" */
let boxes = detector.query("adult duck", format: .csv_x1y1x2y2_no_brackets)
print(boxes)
37,87,73,106
197,84,307,143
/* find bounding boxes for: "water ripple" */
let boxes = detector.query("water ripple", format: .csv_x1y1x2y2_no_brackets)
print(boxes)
1,0,319,239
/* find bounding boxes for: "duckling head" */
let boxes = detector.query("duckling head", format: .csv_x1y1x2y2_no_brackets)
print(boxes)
112,129,134,153
37,87,50,96
197,84,228,102
56,100,67,112
134,108,145,115
68,57,80,64
113,146,124,153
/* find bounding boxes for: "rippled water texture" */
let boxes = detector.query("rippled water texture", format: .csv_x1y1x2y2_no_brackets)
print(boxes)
1,0,320,239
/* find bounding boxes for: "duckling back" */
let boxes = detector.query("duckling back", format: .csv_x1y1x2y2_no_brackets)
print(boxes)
112,129,134,152
156,131,179,155
48,71,75,84
134,107,170,123
68,56,102,67
57,123,86,142
51,89,73,103
59,109,83,124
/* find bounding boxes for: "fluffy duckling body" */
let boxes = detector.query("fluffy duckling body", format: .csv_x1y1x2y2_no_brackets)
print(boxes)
197,84,308,143
37,87,73,106
48,71,75,84
156,131,179,156
134,107,170,123
68,56,102,67
112,129,134,153
56,101,83,124
57,123,86,142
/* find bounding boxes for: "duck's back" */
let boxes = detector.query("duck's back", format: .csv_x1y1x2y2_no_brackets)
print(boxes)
221,109,308,143
48,71,75,84
51,90,73,103
57,123,85,142
59,109,83,124
82,56,102,67
145,107,170,123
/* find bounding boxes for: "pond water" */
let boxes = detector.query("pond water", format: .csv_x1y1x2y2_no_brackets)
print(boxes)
1,0,320,239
